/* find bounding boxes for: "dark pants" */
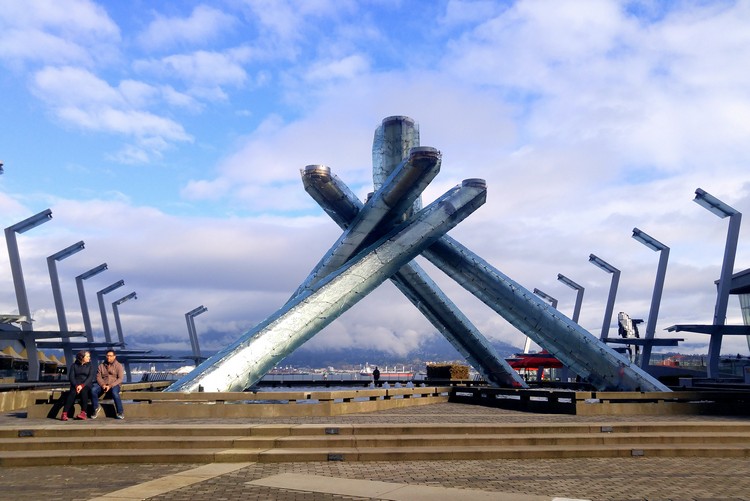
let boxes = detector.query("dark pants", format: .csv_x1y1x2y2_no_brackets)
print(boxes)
63,385,91,415
91,383,123,415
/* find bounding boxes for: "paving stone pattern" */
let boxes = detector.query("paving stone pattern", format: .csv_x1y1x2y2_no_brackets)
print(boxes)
144,458,750,501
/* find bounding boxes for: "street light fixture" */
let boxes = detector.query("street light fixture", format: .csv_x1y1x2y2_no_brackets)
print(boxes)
693,188,742,378
47,240,85,365
47,241,85,332
75,263,107,342
533,288,558,309
589,254,621,340
5,209,53,329
97,280,124,344
112,292,137,346
185,305,208,360
557,273,585,323
5,209,53,380
632,228,670,369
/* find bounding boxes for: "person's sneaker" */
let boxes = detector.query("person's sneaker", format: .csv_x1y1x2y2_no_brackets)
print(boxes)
115,413,124,420
75,411,87,420
60,412,68,421
92,406,101,419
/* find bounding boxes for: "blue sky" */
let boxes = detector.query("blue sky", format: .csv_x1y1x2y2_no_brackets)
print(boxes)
1,0,749,360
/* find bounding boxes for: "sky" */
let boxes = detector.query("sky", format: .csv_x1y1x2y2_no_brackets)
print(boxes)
1,0,750,364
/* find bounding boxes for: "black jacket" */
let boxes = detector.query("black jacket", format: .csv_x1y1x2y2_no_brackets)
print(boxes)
68,361,95,387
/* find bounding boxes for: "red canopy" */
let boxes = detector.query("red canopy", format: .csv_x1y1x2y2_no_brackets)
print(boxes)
507,351,563,369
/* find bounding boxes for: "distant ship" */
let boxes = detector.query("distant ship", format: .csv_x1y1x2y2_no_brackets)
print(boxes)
136,365,194,382
360,363,414,378
267,366,310,376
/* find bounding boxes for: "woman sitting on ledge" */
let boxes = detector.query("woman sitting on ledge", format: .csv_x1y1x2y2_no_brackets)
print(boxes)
61,350,94,421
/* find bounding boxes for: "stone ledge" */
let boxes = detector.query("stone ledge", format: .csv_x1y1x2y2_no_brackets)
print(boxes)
27,387,452,419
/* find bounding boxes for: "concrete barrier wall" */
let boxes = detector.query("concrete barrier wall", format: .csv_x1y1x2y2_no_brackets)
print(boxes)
20,384,750,418
450,387,750,416
0,390,31,413
27,386,452,419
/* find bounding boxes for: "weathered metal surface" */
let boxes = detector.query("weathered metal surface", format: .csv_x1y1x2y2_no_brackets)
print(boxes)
167,180,486,392
292,147,440,298
423,236,670,391
301,167,526,388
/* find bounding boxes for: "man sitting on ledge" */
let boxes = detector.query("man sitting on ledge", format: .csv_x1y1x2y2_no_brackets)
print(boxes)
91,349,125,419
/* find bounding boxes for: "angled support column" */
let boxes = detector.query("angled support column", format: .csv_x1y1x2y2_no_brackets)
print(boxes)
301,166,526,387
632,228,670,369
185,305,208,361
693,188,742,378
6,209,53,380
557,274,585,323
76,264,108,342
423,236,670,391
167,180,487,392
112,292,137,346
292,146,441,298
112,292,137,381
589,254,621,341
184,311,198,359
97,280,124,344
47,241,85,369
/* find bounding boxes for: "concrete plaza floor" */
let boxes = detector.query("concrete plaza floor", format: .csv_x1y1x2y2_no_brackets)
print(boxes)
1,402,749,501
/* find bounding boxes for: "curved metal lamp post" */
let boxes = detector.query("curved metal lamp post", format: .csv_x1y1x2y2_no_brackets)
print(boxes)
557,273,585,323
47,241,85,365
5,209,53,380
75,264,107,342
693,188,742,378
97,280,124,344
589,254,621,340
112,292,137,346
632,228,670,369
185,305,208,361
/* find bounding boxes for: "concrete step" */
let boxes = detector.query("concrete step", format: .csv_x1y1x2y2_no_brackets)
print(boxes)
4,431,750,452
275,432,750,448
0,435,277,451
259,443,750,462
4,442,750,467
4,421,750,438
2,421,750,466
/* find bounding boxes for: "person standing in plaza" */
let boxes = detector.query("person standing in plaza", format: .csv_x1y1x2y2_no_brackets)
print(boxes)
91,349,125,419
61,350,94,421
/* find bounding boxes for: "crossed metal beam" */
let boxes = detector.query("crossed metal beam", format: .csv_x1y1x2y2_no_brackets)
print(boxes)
168,116,669,393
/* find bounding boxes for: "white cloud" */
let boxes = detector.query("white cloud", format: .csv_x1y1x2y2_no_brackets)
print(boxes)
0,196,342,351
304,54,370,82
242,0,345,40
0,0,119,67
137,5,237,50
173,3,750,356
160,85,202,110
31,66,191,160
440,0,507,28
0,0,119,36
4,1,750,364
181,178,232,201
134,49,253,100
118,80,159,108
33,66,121,106
0,29,92,66
161,51,248,86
